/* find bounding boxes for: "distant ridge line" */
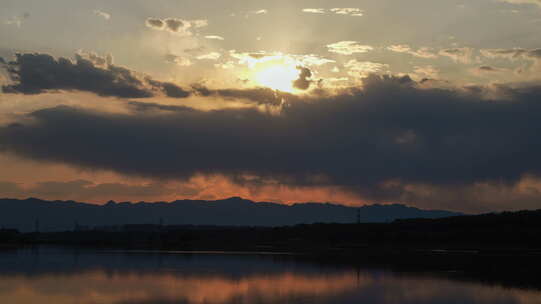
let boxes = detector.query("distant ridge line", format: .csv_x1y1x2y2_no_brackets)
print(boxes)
0,196,463,232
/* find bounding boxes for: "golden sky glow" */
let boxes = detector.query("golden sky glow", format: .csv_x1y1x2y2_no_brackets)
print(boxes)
254,64,300,92
1,0,541,212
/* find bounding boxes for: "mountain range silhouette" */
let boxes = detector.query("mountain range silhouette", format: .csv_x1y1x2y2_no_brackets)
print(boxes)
0,197,462,232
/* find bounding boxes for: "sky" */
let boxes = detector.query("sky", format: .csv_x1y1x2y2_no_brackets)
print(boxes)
0,0,541,212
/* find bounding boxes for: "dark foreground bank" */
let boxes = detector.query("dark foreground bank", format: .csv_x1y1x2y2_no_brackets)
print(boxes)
2,209,541,289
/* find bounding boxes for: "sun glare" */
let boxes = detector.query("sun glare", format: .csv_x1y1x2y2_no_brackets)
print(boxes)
254,63,300,93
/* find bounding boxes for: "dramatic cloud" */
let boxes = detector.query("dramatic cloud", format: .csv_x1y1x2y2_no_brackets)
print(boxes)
2,53,191,98
156,82,191,98
2,0,541,212
3,74,541,211
292,67,313,90
327,41,373,55
387,45,438,59
145,18,207,36
191,84,293,105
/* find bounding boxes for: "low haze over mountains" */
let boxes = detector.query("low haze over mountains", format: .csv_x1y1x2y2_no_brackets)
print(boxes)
0,197,461,232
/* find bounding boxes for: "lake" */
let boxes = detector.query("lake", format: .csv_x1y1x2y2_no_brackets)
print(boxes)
0,247,539,304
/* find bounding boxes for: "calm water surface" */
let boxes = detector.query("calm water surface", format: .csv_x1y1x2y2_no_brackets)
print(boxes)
0,247,540,304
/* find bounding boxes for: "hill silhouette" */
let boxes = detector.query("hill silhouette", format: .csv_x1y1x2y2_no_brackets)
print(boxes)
0,197,461,232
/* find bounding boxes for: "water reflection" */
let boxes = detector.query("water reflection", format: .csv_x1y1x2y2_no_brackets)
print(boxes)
0,248,539,304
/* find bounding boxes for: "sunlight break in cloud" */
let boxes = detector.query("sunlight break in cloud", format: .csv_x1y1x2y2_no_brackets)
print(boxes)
229,51,334,69
327,41,373,55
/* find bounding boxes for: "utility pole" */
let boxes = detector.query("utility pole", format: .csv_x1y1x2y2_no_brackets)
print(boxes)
356,208,361,224
35,218,40,233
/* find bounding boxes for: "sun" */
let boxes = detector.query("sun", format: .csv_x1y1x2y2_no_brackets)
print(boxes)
253,63,300,93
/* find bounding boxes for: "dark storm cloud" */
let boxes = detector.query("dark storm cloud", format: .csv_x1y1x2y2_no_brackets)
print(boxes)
147,79,191,98
293,66,312,90
1,53,191,98
191,84,297,105
1,52,310,103
127,101,195,113
2,74,541,208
